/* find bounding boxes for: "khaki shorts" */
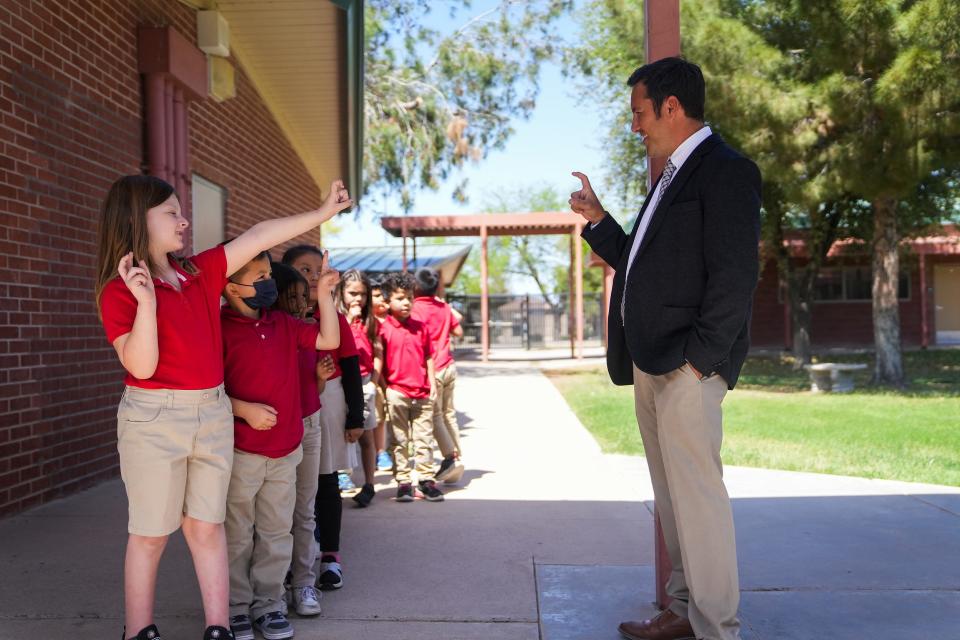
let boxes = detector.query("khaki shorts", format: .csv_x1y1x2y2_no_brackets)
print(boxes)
117,384,234,536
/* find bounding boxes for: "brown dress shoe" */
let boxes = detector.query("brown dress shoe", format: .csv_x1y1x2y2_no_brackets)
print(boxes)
618,609,696,640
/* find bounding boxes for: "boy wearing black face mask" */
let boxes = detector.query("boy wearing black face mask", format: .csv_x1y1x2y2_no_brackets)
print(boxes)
221,250,340,640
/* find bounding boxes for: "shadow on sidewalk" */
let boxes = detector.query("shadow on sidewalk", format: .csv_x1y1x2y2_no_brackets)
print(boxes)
1,479,957,640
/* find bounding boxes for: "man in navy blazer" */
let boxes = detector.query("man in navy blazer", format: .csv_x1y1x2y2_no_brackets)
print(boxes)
570,57,761,640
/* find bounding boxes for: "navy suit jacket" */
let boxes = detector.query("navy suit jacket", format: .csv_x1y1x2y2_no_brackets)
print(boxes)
582,133,761,389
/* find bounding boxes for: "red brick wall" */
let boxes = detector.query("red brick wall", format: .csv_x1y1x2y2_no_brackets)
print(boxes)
749,257,944,350
0,0,329,517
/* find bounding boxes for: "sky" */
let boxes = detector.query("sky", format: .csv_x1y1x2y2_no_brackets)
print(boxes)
325,2,627,250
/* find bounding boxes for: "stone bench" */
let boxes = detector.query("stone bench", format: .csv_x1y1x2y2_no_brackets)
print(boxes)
803,363,869,393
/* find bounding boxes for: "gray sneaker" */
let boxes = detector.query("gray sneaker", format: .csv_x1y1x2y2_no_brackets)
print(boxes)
292,585,323,616
228,615,254,640
254,611,294,640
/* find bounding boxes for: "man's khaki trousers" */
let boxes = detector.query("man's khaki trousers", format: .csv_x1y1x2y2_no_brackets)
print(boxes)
633,364,741,640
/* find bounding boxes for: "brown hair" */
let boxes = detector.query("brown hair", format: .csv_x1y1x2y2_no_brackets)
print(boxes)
94,175,195,314
271,261,309,317
336,269,378,345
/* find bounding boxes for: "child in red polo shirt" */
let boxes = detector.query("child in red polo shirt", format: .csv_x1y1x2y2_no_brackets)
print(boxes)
336,269,382,508
222,251,340,640
282,246,365,593
96,175,351,640
269,262,325,617
411,268,466,485
369,275,392,472
379,272,442,502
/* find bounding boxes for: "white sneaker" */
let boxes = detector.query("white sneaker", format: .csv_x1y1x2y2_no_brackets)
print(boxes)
292,585,323,616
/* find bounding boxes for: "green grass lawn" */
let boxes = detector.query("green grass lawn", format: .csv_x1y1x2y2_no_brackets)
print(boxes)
545,350,960,486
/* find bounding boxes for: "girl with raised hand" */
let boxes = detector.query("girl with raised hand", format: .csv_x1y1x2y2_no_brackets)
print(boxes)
281,245,365,592
95,175,350,640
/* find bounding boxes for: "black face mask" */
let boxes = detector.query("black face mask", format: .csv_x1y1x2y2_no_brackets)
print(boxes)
231,278,278,310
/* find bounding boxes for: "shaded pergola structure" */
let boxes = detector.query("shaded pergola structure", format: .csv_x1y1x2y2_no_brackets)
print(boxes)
380,213,587,361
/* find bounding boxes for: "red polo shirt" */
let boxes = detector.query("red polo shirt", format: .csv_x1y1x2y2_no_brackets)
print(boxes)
298,346,321,418
222,307,320,458
379,314,432,399
411,296,460,372
350,316,375,377
100,246,227,390
315,310,358,380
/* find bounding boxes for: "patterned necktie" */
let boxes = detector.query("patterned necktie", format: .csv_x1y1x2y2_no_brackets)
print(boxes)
657,158,677,202
620,158,677,325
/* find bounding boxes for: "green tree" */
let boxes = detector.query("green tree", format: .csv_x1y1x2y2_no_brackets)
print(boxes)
567,0,960,385
482,185,602,305
441,184,603,300
446,239,510,295
363,0,571,212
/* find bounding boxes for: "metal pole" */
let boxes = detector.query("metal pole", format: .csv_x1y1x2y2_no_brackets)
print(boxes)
524,294,530,350
402,219,408,272
645,0,681,612
574,225,584,359
919,251,929,348
569,232,575,358
480,226,490,362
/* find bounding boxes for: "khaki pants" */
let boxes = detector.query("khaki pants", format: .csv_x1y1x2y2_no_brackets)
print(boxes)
386,388,435,483
226,446,303,620
633,364,740,640
291,411,322,588
432,364,461,458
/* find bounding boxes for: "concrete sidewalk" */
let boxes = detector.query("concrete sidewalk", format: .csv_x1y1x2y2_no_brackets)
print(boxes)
1,361,958,639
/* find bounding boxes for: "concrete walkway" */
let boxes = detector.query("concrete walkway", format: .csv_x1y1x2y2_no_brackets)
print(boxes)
1,361,959,639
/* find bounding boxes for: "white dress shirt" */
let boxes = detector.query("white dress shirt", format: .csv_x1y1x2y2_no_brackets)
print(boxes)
623,125,712,277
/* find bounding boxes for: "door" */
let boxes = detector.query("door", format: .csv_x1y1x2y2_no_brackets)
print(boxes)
934,264,960,345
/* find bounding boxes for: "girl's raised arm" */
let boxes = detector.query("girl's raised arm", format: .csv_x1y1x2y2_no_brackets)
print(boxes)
314,253,341,350
223,180,352,277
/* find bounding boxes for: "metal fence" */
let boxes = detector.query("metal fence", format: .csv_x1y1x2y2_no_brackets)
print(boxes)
447,292,604,351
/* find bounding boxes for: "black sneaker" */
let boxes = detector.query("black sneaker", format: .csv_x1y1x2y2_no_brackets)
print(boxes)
203,626,235,640
317,554,344,590
229,615,254,640
435,455,465,484
352,483,375,507
435,455,455,481
253,611,294,640
396,482,415,502
418,479,445,502
123,625,161,640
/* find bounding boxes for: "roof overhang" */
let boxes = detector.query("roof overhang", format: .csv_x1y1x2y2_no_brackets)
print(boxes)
202,0,363,201
773,224,960,258
380,212,586,238
330,244,472,287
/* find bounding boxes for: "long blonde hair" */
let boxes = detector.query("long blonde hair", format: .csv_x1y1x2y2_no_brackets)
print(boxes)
94,175,195,314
